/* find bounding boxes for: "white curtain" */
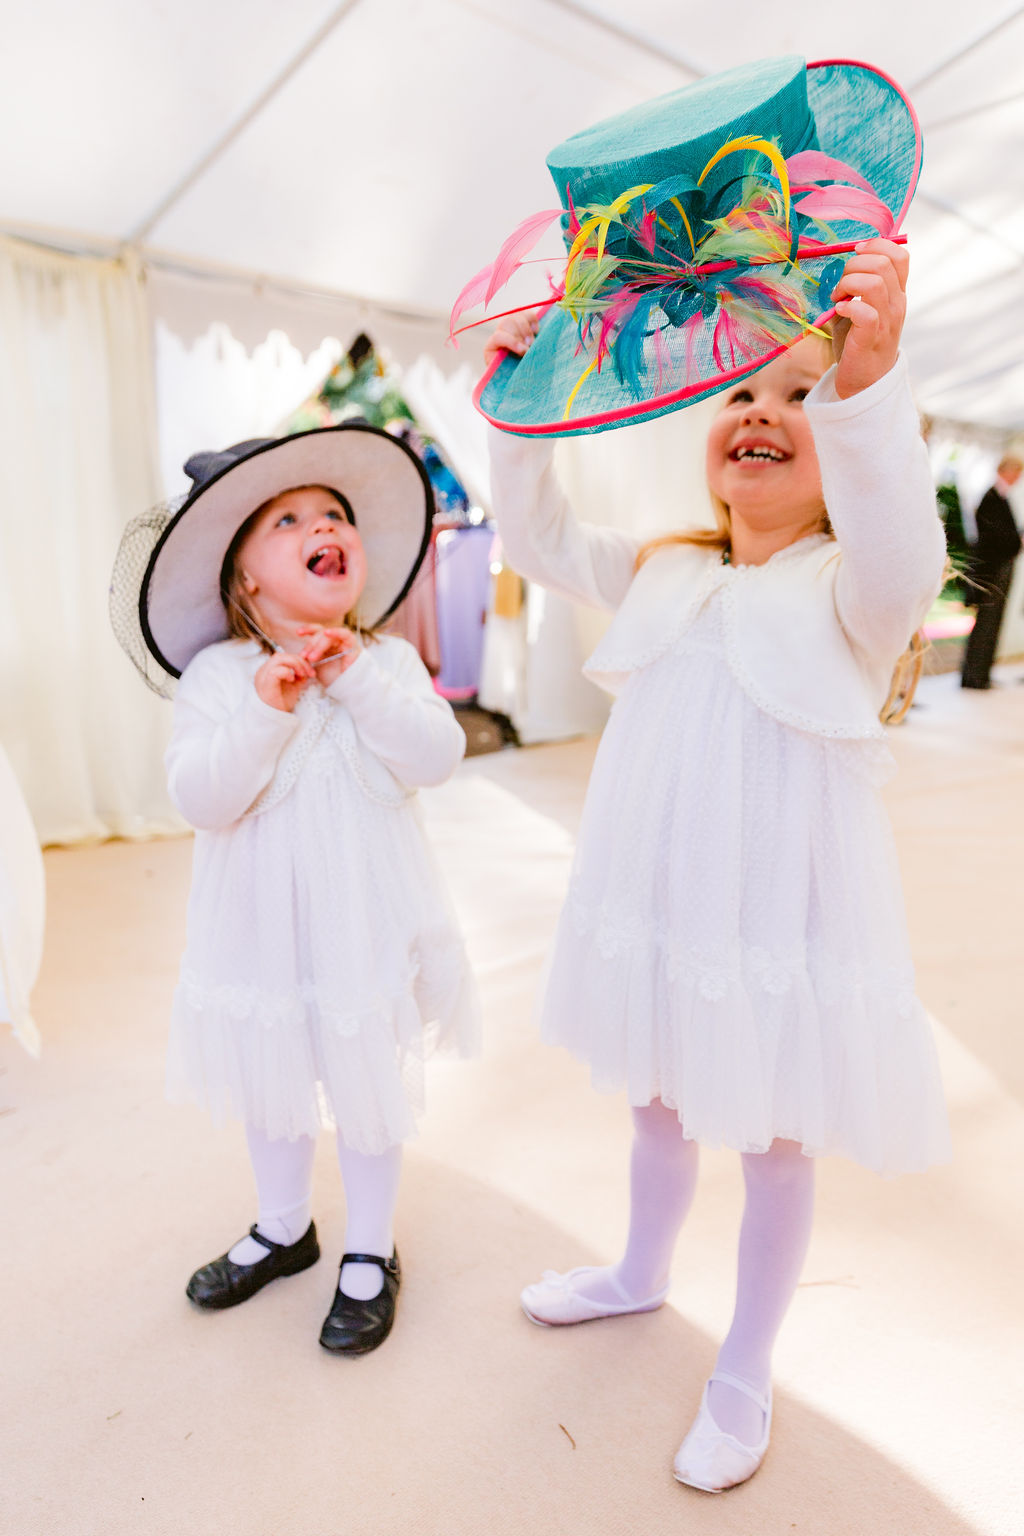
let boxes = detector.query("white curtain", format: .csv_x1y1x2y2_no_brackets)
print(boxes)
0,237,181,844
154,321,343,498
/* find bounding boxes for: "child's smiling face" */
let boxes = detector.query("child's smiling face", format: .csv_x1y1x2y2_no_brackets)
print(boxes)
238,485,367,640
705,337,829,547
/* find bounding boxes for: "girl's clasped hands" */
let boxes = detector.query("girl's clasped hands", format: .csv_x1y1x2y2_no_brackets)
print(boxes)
253,626,362,712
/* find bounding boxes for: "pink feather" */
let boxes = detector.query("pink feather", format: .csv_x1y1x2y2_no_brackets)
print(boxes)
793,186,896,237
450,262,498,340
596,289,636,367
682,310,702,383
734,275,790,310
637,208,657,253
484,209,563,306
785,151,878,197
712,308,740,371
595,309,617,368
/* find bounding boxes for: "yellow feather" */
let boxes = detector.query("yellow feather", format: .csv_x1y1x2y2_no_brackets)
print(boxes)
670,197,696,256
563,354,601,419
698,136,791,226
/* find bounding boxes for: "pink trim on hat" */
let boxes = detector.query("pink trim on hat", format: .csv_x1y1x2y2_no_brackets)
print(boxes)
473,337,788,436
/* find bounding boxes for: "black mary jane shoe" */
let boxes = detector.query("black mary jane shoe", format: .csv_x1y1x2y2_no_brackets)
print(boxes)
185,1221,320,1310
319,1251,401,1355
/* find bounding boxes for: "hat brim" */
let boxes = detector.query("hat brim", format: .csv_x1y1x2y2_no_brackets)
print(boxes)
477,59,921,438
141,425,433,677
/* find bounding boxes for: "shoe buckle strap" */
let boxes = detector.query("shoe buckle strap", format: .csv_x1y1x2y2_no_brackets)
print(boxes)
248,1224,285,1255
340,1251,398,1275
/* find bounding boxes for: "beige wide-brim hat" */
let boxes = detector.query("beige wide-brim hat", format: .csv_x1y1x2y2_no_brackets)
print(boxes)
139,424,433,679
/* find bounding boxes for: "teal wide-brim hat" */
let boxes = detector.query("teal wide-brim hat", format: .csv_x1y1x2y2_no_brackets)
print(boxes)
453,56,921,438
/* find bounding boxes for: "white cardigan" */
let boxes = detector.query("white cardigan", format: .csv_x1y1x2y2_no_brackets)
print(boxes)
488,357,946,740
166,634,465,830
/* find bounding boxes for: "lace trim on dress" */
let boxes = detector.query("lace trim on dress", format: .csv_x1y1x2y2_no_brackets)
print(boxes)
587,559,721,678
178,964,423,1039
247,692,413,817
588,536,831,678
717,579,886,741
566,891,916,1017
589,539,888,743
323,711,413,808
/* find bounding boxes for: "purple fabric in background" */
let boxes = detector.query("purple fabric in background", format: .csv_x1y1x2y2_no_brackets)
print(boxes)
434,525,494,699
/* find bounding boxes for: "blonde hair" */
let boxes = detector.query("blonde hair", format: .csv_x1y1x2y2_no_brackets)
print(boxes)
632,332,924,724
219,485,378,652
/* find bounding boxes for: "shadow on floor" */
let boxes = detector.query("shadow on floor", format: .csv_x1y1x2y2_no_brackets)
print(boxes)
2,1112,988,1536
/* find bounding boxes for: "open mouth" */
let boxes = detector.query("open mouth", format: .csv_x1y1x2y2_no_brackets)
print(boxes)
729,445,790,463
307,545,346,578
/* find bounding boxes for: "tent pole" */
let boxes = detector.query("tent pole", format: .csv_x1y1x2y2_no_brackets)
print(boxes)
126,0,366,245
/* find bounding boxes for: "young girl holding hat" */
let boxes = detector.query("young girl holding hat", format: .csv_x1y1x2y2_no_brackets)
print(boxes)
463,52,948,1491
114,423,478,1354
483,235,949,1487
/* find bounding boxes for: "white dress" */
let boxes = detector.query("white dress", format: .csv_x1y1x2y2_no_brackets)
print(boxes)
489,357,951,1176
541,585,948,1174
164,635,478,1154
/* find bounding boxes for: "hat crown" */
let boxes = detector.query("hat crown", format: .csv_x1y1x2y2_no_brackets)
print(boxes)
546,55,817,224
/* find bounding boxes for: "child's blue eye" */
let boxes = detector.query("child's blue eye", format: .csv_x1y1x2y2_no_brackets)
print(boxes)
326,509,344,522
729,389,753,404
276,512,296,526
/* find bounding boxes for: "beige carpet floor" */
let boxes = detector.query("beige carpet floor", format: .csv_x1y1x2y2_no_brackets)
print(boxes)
3,665,1023,1536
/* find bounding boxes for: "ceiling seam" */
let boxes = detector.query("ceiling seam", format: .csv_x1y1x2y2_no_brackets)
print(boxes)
921,88,1024,131
125,0,365,246
908,3,1024,90
915,191,1024,266
537,0,707,77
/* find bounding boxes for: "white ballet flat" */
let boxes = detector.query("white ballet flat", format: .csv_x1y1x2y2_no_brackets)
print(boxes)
672,1370,772,1493
520,1266,669,1327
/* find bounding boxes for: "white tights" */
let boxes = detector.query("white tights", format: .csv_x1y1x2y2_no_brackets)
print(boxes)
567,1100,815,1445
228,1126,403,1301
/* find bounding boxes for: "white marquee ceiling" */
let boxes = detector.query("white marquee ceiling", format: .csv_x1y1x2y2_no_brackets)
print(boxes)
3,0,1023,428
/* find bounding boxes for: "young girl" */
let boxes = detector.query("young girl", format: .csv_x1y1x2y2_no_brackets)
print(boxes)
119,425,477,1353
485,240,949,1487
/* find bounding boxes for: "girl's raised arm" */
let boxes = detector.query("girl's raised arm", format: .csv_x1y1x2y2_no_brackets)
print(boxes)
808,356,946,665
486,312,639,612
808,243,946,664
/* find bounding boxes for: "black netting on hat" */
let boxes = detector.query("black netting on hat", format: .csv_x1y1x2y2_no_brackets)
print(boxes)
108,501,184,699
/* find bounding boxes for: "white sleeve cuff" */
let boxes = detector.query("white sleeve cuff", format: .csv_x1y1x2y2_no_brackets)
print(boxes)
805,353,907,418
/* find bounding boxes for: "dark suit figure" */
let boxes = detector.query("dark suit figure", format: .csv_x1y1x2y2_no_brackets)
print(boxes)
961,456,1023,689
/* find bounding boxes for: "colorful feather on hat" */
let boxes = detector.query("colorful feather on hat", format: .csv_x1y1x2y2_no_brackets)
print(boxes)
451,137,899,418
